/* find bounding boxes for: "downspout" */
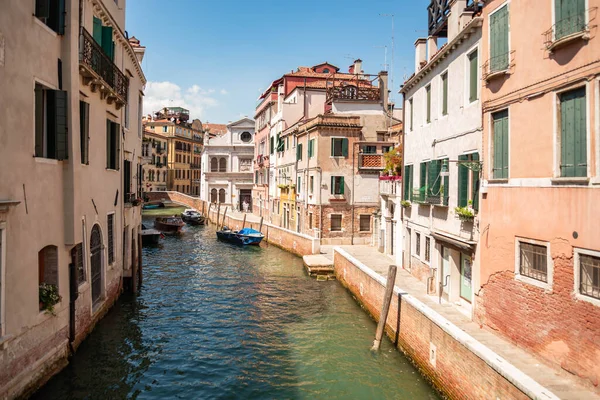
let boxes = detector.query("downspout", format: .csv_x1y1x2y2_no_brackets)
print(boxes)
400,88,406,269
351,141,356,245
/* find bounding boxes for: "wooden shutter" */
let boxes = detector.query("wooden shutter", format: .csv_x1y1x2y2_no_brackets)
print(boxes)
340,176,345,195
404,165,411,200
490,5,509,72
53,90,68,160
330,176,334,194
106,120,111,168
115,123,121,171
408,165,413,201
297,143,302,161
56,0,65,35
308,139,314,157
330,138,335,156
36,0,50,18
556,0,586,38
270,136,274,154
342,138,348,157
428,160,441,197
101,26,114,60
426,85,431,123
443,158,449,206
560,87,587,177
420,162,427,189
442,73,448,115
492,110,509,179
471,153,480,211
124,160,131,200
93,16,102,44
469,50,478,102
409,99,413,131
80,101,89,164
458,154,469,207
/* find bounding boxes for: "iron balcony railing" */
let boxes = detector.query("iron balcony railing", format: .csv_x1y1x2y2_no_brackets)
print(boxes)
411,186,449,206
79,27,128,103
543,10,595,49
482,51,515,80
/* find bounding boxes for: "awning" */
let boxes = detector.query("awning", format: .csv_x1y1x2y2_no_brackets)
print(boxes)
431,230,476,253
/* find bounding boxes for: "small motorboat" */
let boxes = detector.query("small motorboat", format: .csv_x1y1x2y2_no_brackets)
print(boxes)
216,227,264,246
154,216,185,233
143,201,164,210
141,223,163,245
181,209,206,225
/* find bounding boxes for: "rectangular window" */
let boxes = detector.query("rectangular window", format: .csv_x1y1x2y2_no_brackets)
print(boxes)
362,145,377,154
331,176,344,195
297,177,301,193
415,232,421,257
270,136,274,154
331,138,348,157
35,0,65,34
519,242,548,282
309,213,313,230
162,126,167,133
559,87,587,177
296,143,303,161
441,72,448,116
35,83,68,160
106,120,120,170
107,214,115,264
277,134,284,152
579,253,600,300
255,170,259,184
359,215,371,232
425,85,431,123
124,160,131,202
403,165,413,201
555,0,586,39
469,50,479,102
492,109,509,179
310,176,314,194
458,153,480,210
79,101,90,164
425,237,431,262
409,98,414,131
330,214,342,232
490,5,509,72
92,16,114,61
308,139,315,158
73,243,85,285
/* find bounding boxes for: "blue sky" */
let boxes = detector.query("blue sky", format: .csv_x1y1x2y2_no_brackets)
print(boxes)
126,0,430,123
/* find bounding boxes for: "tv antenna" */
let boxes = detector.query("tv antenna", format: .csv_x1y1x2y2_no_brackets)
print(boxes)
374,45,388,71
380,13,395,102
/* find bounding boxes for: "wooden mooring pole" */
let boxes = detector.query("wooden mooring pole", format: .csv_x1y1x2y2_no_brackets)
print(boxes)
242,213,247,229
258,217,264,233
371,265,397,351
216,203,221,228
222,207,228,229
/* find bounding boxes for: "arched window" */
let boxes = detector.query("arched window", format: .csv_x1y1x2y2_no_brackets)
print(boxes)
219,188,226,203
163,171,167,182
341,85,358,99
210,188,218,203
240,131,252,143
90,225,103,304
211,158,218,172
219,158,227,172
322,68,330,74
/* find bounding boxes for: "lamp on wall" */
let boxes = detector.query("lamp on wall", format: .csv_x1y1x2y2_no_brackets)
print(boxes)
439,159,449,177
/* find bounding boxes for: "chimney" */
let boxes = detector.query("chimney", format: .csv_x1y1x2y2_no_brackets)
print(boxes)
414,38,427,73
353,59,362,75
349,64,355,74
447,0,468,40
378,71,389,112
427,36,438,62
129,37,146,63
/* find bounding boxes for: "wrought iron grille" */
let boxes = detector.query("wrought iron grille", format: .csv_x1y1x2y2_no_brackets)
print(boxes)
107,214,115,264
519,242,548,282
580,254,600,300
425,237,431,262
555,13,587,39
79,27,129,102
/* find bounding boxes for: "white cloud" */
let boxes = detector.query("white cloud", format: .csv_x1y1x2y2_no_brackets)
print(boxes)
143,81,219,120
220,89,228,95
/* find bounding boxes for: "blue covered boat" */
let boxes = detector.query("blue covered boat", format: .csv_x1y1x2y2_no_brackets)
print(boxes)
216,227,264,246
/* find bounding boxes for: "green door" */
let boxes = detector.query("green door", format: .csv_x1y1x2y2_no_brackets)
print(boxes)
460,254,472,303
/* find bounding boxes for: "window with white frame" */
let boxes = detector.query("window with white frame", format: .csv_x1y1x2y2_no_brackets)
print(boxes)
425,236,431,262
515,238,552,289
415,232,421,257
575,249,600,303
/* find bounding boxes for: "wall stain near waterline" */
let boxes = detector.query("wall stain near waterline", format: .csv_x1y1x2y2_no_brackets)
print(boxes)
32,218,439,400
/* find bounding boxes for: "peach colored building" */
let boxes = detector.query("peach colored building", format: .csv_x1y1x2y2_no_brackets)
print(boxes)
477,0,600,389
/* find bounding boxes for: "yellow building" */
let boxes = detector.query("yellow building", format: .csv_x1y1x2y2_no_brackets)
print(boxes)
143,107,204,195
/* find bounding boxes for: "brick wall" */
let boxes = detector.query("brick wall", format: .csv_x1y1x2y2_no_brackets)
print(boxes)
334,250,532,400
320,205,377,245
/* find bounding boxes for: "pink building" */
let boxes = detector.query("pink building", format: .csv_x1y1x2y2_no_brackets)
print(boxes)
477,0,600,389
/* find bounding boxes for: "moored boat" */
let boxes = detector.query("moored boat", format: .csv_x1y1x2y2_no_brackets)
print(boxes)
181,209,206,225
216,227,264,246
143,201,165,210
141,223,163,245
154,216,185,233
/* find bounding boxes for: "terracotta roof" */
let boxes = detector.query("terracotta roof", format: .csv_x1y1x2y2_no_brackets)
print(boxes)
203,123,227,135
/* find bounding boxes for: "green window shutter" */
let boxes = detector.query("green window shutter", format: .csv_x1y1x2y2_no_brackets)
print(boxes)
490,5,509,72
443,158,449,205
428,160,441,197
297,143,302,161
115,123,120,170
409,99,413,131
101,26,114,60
442,73,448,115
93,17,102,44
426,85,431,123
330,138,335,156
36,0,50,19
556,0,586,39
270,136,274,154
458,155,469,207
56,0,65,35
50,90,68,160
340,176,345,195
106,120,111,168
492,109,509,179
330,176,334,194
403,165,410,200
409,165,414,201
469,50,478,102
471,153,480,211
560,87,587,177
342,138,348,157
420,162,427,189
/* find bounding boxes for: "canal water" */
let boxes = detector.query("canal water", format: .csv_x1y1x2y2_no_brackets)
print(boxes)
33,211,439,400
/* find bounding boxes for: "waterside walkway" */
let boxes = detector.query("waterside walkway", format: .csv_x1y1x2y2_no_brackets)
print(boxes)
334,245,600,400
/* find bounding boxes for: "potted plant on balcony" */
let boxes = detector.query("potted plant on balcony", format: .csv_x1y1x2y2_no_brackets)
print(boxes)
39,283,61,315
401,200,411,208
455,200,475,222
382,146,402,179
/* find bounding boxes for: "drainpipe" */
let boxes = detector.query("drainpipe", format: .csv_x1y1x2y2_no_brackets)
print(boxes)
400,88,406,269
351,141,357,245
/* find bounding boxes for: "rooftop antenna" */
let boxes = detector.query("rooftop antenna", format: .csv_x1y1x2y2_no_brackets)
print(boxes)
374,45,388,71
380,13,395,103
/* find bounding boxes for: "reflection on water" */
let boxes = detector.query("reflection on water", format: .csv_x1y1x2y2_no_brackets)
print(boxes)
33,220,439,400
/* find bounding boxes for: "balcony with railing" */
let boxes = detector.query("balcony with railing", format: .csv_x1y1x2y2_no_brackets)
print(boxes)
79,27,128,109
325,74,381,107
482,51,515,81
543,9,595,52
379,177,401,197
359,153,384,170
412,187,449,206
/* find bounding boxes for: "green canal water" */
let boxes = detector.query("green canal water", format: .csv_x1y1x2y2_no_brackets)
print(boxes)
32,211,439,400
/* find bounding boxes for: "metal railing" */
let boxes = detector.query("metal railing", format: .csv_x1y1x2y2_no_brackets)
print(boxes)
543,10,595,48
379,178,401,196
79,27,128,102
482,51,515,80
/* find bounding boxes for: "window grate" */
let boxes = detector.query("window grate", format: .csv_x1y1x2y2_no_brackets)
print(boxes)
108,214,114,264
580,254,600,300
330,214,342,232
519,242,547,282
415,233,421,257
359,215,371,232
425,237,431,262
